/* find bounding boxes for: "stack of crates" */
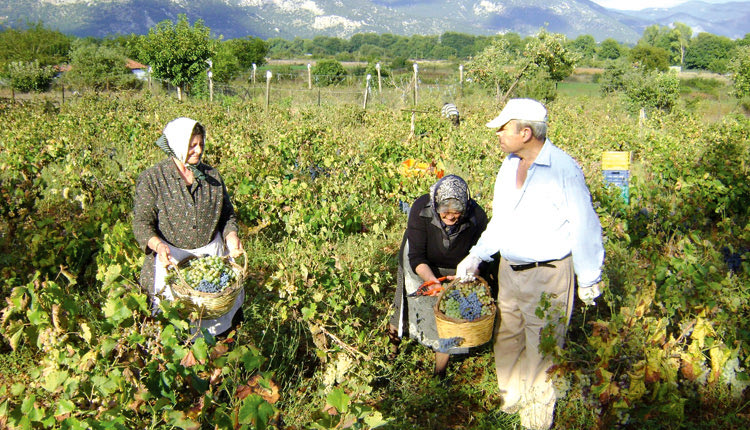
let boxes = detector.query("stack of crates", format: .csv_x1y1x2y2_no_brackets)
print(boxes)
602,151,631,204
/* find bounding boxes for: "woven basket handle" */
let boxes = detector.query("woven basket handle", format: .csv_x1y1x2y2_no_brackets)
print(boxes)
227,249,247,275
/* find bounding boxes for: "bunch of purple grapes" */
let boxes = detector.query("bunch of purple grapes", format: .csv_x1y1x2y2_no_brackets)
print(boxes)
179,256,237,294
447,290,482,321
439,281,493,321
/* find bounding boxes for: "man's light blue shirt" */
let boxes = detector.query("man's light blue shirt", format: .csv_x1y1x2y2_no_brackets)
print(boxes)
470,139,604,287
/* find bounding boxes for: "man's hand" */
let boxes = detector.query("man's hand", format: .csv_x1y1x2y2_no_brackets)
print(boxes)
578,282,602,306
456,255,482,281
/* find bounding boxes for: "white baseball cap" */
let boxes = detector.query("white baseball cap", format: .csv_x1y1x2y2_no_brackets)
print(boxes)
486,98,547,129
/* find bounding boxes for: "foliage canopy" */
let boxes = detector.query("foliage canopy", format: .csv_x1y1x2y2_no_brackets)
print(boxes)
137,14,214,98
66,40,141,91
312,58,347,86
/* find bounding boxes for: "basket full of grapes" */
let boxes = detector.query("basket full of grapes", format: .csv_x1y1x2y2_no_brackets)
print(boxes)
166,253,246,319
434,277,496,348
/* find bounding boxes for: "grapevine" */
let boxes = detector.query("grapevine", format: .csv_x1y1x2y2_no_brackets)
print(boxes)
438,280,494,321
166,255,237,293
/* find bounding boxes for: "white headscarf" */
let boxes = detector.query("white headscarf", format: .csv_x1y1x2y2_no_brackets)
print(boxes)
163,117,199,164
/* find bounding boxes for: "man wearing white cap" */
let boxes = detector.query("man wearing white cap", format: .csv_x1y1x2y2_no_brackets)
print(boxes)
456,98,604,429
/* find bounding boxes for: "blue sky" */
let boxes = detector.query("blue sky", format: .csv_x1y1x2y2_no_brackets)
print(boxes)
591,0,737,10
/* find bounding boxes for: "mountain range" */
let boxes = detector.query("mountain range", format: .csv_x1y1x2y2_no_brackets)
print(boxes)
1,0,748,44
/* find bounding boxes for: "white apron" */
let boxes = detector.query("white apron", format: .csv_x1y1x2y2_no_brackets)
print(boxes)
152,232,245,336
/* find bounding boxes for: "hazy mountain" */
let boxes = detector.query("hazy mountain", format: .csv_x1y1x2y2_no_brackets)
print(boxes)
0,0,748,43
612,1,750,40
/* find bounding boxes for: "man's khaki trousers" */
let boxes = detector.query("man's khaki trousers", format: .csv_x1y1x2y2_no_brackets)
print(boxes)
494,255,575,430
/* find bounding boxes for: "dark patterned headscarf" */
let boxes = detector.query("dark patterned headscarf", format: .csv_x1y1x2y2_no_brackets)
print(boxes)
429,175,470,235
430,174,469,214
155,117,206,180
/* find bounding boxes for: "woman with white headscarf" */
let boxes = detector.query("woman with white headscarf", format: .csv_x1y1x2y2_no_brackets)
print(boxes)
387,175,488,377
132,117,244,336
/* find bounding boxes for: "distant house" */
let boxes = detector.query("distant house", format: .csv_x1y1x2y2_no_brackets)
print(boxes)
126,59,149,80
53,64,72,78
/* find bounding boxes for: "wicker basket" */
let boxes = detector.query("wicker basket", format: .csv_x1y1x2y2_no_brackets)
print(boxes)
433,277,496,348
167,253,247,320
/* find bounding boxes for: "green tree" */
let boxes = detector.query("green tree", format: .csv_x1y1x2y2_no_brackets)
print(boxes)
137,14,214,100
640,25,675,61
468,30,577,104
312,59,347,86
598,59,632,94
569,34,597,62
357,44,386,61
629,44,670,72
440,32,478,59
684,32,735,72
349,33,381,52
638,24,692,66
466,36,514,98
729,46,750,99
311,35,348,56
266,37,293,58
0,21,70,68
4,60,56,93
598,38,623,60
672,22,693,67
65,40,140,91
622,70,680,113
225,36,268,70
209,41,241,84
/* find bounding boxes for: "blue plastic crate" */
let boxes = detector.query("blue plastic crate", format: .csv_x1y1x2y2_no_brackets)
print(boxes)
603,169,630,203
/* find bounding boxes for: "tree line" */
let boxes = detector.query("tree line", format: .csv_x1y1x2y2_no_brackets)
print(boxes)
2,17,750,105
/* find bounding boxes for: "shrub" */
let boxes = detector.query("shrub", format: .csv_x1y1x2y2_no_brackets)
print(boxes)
5,60,56,93
622,69,680,113
729,46,750,99
312,59,347,86
66,41,142,91
599,59,632,94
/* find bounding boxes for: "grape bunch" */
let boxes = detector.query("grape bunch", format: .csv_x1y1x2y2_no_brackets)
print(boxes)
438,281,494,321
167,256,237,294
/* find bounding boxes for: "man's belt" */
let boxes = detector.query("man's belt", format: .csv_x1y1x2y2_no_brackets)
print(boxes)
510,260,557,271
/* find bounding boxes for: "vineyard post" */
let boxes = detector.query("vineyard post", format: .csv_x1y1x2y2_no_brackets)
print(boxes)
459,64,464,98
208,70,214,102
376,62,382,94
252,63,257,84
265,70,272,109
413,63,419,105
148,66,152,92
363,74,371,109
206,59,214,102
307,63,312,90
318,88,321,106
402,108,430,141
